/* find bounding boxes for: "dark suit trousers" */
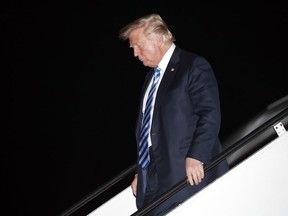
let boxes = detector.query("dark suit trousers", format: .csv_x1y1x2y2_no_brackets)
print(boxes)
138,148,180,216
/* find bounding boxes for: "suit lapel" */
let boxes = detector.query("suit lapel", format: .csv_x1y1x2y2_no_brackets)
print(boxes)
154,47,181,112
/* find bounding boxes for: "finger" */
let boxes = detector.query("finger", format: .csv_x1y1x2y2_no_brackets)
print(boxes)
200,169,204,179
132,189,136,196
193,171,203,185
187,174,194,186
131,185,136,196
192,173,200,185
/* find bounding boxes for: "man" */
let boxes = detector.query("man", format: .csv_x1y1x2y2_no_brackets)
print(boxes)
119,13,229,215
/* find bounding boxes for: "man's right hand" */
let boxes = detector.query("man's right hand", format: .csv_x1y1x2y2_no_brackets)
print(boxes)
131,174,138,196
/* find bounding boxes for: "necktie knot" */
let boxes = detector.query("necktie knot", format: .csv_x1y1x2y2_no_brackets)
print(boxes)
153,67,161,83
155,66,160,74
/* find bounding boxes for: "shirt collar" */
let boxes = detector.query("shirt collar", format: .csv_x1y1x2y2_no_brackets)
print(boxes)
157,43,176,72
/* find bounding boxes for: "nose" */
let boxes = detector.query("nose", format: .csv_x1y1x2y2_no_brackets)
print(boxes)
133,48,139,57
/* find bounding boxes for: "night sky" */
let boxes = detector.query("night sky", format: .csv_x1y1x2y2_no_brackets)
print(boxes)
2,1,288,215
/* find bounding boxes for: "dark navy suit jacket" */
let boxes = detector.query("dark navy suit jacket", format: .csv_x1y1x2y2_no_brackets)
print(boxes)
135,46,229,215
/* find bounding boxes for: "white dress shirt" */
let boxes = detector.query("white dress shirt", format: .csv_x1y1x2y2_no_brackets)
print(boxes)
142,43,176,147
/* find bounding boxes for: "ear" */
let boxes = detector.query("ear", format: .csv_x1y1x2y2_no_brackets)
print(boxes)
155,34,164,46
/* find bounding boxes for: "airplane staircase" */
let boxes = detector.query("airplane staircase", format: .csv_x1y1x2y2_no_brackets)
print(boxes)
60,95,288,216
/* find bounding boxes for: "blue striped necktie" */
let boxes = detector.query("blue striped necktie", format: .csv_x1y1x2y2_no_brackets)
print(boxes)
139,67,161,169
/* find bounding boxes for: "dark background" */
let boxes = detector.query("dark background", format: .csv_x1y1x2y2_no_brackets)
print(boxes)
2,1,288,215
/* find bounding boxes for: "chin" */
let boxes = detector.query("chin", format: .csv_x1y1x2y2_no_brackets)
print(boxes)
142,62,152,67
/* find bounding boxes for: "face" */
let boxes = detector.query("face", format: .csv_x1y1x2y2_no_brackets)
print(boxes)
128,27,163,68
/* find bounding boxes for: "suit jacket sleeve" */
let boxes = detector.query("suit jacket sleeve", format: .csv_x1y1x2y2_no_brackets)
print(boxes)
185,55,221,164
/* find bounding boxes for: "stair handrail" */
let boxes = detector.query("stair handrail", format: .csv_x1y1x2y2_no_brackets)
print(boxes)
59,164,136,216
